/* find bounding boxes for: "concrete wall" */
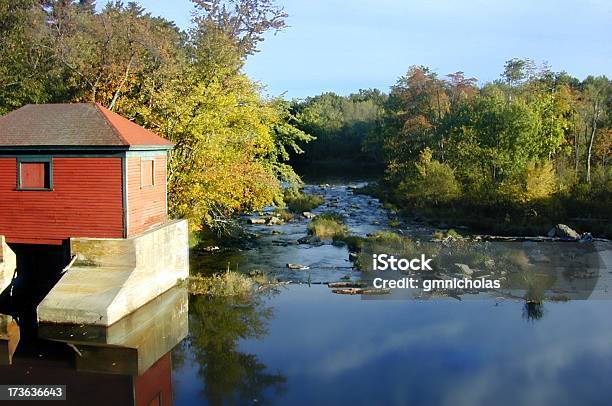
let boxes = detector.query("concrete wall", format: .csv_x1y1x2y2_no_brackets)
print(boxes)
0,236,16,293
37,220,188,326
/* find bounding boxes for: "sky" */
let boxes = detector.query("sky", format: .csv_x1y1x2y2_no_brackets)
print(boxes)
109,0,611,99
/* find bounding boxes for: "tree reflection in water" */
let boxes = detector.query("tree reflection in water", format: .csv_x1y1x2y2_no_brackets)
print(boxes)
174,291,286,405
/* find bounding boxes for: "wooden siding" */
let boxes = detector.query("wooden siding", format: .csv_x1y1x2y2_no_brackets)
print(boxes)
127,155,167,236
0,157,124,244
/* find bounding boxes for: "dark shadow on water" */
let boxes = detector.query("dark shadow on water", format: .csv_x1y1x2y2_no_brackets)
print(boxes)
523,301,545,321
0,243,68,345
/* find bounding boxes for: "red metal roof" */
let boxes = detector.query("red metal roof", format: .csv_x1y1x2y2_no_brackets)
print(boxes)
0,103,173,148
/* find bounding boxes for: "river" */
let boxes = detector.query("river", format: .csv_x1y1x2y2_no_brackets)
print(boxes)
175,174,612,405
1,174,611,405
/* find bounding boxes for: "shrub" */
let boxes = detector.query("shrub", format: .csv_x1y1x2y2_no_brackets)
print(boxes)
446,229,461,239
525,161,557,201
275,208,294,222
333,234,365,252
307,211,348,239
189,271,254,297
402,148,460,206
283,188,325,213
388,218,401,228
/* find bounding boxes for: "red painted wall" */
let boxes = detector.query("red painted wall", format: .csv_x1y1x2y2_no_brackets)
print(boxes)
0,157,124,245
134,353,172,406
127,155,167,236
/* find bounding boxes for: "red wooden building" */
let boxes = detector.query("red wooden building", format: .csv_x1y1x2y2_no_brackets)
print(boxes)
0,103,173,245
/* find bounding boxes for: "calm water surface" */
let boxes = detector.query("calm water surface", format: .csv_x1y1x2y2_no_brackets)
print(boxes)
173,285,612,406
177,175,612,406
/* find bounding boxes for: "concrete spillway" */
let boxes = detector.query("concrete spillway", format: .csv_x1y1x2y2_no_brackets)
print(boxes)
37,219,189,326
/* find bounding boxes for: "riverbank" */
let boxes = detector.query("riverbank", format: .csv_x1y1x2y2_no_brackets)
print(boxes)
355,182,612,239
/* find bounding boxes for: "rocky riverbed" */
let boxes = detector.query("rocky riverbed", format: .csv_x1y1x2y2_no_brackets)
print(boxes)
191,181,612,301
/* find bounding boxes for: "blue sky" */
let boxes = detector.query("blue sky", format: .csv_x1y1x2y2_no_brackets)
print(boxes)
111,0,611,99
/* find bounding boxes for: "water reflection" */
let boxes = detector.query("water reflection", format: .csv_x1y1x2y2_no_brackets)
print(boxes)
173,285,612,405
0,285,188,405
174,292,286,405
39,286,188,375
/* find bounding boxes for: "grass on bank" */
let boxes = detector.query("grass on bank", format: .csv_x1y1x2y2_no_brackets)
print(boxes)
188,270,276,297
274,208,294,222
343,230,515,276
307,211,348,239
284,188,325,213
189,271,254,297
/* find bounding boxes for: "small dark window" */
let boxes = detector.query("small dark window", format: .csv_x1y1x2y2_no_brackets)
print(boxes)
141,159,155,187
18,160,52,190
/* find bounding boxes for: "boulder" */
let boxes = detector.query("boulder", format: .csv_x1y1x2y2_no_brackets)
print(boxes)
547,224,580,239
249,218,267,225
298,235,321,245
266,216,284,225
302,211,315,219
454,263,473,276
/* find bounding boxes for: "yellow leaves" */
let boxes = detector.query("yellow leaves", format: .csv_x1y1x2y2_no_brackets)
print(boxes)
499,161,558,204
402,148,460,206
134,65,288,231
525,161,557,200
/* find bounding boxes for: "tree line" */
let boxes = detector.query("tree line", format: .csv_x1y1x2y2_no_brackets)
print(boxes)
293,61,611,235
0,0,311,233
290,89,386,162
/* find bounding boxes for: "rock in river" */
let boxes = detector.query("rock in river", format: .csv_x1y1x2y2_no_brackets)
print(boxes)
287,263,310,270
298,235,321,245
266,216,284,225
547,224,580,239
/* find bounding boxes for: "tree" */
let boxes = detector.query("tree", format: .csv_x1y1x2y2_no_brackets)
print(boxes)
401,148,460,206
581,76,611,183
0,0,59,113
0,0,309,232
292,91,384,161
502,58,536,86
191,0,287,56
41,1,183,109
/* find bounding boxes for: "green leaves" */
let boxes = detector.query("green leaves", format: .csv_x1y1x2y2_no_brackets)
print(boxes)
375,61,611,208
0,0,305,233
